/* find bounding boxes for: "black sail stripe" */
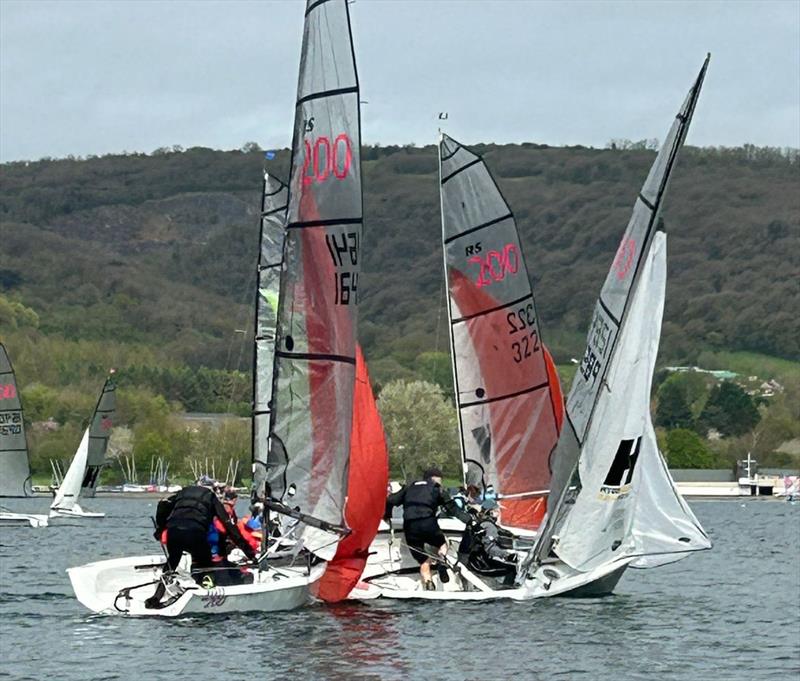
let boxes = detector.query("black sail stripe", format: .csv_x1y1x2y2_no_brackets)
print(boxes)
441,157,481,184
275,350,356,366
287,218,362,230
451,293,533,324
297,86,359,106
598,297,621,327
638,192,656,212
459,381,550,409
443,213,513,245
305,0,332,16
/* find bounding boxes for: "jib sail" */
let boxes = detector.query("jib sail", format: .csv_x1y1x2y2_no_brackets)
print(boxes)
266,0,363,560
438,134,564,531
524,55,711,572
252,173,289,500
315,347,389,601
0,342,32,498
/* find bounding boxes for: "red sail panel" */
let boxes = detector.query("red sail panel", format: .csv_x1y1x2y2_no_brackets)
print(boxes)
449,268,562,531
315,347,389,602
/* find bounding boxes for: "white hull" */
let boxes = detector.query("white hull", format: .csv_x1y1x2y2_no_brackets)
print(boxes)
49,503,105,519
359,521,630,601
68,554,324,617
0,511,49,528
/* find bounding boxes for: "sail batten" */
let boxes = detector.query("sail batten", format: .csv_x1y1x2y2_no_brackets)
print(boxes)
438,134,563,532
266,0,362,559
525,55,711,571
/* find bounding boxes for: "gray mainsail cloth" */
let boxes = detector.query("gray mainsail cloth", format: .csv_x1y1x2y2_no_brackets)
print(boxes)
81,371,116,497
252,174,289,500
438,134,562,532
0,342,32,497
524,55,710,570
267,0,362,560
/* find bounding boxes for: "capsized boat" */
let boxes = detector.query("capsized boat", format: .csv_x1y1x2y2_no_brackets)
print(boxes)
0,342,48,527
50,371,116,519
68,0,365,616
368,55,712,600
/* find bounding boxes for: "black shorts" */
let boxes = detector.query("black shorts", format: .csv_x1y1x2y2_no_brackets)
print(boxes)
404,518,446,564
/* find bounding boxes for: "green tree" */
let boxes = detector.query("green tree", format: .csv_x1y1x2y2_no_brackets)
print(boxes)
696,381,760,437
655,380,694,429
665,428,717,468
415,351,454,401
377,380,460,481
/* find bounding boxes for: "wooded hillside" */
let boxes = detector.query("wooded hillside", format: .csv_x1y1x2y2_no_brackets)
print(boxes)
1,142,797,478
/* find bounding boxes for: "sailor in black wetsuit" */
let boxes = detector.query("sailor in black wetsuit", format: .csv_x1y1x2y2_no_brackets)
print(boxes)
386,467,449,591
145,477,257,608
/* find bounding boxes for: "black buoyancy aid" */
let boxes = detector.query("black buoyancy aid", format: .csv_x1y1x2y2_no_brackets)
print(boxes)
166,486,216,533
402,479,444,522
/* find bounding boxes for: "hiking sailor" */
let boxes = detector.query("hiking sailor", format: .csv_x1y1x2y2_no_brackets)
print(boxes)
146,476,257,608
385,467,450,591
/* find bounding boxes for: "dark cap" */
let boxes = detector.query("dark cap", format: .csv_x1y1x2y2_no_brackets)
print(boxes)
423,467,443,480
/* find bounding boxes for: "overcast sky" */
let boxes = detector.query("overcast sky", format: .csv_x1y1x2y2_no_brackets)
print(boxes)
1,0,798,162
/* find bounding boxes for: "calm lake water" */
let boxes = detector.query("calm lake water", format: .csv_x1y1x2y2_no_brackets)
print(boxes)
1,498,798,680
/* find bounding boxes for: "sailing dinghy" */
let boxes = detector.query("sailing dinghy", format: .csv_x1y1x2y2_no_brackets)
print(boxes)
68,0,366,615
367,56,712,600
0,342,48,528
50,372,116,519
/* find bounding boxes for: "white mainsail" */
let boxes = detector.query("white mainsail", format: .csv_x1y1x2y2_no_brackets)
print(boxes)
522,55,711,575
266,0,363,560
51,430,89,514
554,233,710,570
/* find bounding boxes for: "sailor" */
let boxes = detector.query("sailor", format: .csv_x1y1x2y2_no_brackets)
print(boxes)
145,476,257,609
385,466,450,591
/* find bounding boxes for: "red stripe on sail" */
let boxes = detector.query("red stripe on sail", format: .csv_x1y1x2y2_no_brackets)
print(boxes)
315,347,389,602
449,267,562,531
296,189,357,510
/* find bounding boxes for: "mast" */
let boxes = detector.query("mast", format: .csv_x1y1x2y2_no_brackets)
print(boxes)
0,342,32,497
523,54,710,572
265,0,363,560
251,172,289,501
438,133,562,531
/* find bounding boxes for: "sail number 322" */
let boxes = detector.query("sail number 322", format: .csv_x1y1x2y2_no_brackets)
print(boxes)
508,302,540,363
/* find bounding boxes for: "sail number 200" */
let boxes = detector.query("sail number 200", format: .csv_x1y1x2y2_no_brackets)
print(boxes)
302,134,353,185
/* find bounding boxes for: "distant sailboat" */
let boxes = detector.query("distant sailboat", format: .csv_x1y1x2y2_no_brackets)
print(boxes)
0,342,48,527
50,372,116,519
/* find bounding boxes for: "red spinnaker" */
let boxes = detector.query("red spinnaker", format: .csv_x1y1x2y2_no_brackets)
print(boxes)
315,347,389,602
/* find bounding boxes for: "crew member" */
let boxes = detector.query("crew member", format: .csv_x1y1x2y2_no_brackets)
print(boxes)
145,477,257,608
385,467,450,591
